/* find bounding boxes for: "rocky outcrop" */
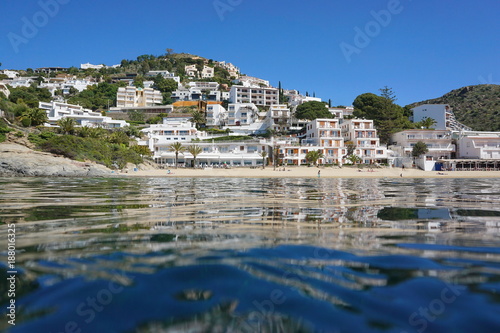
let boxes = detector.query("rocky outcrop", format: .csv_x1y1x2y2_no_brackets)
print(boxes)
0,143,113,177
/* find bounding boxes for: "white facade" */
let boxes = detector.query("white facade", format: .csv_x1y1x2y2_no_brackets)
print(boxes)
341,119,387,163
184,65,214,78
229,85,279,106
390,129,455,160
39,76,96,96
116,86,163,108
412,104,471,131
0,83,10,98
206,104,227,127
3,77,35,88
456,132,500,159
201,66,214,78
80,63,105,70
217,61,240,78
267,104,291,132
226,103,259,126
1,70,19,79
146,70,181,84
141,118,266,167
39,101,129,128
234,76,269,87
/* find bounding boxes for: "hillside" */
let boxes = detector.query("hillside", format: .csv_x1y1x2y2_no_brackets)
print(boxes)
408,84,500,131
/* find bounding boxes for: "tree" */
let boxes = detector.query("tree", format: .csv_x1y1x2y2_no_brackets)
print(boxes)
153,75,178,94
419,117,437,129
344,140,356,157
187,145,202,168
412,141,428,158
169,142,185,168
295,101,333,120
57,117,76,135
306,150,324,167
353,92,411,143
190,110,205,129
131,145,152,157
20,108,47,126
107,130,130,146
379,86,397,102
259,150,268,169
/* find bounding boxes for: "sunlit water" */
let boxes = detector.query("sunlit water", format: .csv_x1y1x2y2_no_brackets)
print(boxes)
1,177,500,332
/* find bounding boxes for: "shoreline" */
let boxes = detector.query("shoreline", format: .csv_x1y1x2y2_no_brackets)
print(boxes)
123,166,500,179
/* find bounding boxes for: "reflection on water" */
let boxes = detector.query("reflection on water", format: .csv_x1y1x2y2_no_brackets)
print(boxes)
1,177,500,332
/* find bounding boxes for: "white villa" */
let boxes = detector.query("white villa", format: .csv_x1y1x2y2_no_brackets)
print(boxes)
39,101,129,128
0,83,10,98
390,129,455,160
146,70,181,83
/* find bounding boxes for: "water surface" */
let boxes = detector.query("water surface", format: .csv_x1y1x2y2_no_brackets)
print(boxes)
1,177,500,332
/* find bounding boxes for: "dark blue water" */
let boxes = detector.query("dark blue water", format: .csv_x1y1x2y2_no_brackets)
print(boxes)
1,177,500,332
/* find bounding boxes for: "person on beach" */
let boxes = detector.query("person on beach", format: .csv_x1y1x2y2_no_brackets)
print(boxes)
318,170,321,178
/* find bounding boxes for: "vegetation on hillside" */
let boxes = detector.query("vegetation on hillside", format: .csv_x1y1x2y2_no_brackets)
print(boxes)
408,84,500,131
295,101,333,120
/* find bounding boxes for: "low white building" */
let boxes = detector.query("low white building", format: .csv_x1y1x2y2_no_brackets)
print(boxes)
140,117,267,167
267,104,291,132
390,129,455,160
456,131,500,159
226,103,259,126
39,101,129,128
234,76,269,87
3,77,35,88
146,70,181,83
1,70,19,79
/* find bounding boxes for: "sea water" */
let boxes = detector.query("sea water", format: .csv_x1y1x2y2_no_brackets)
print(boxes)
1,177,500,332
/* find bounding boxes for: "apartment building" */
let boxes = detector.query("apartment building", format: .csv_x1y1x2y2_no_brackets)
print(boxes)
267,104,291,132
341,119,387,163
229,85,279,106
234,76,270,87
116,86,163,108
184,65,214,78
412,104,471,131
206,104,227,127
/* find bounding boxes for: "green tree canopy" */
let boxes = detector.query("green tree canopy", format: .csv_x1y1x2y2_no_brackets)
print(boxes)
305,150,324,166
353,92,412,143
412,141,429,157
295,101,333,120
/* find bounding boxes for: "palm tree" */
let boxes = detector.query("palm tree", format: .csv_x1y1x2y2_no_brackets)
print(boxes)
259,150,268,169
169,142,185,168
57,117,76,135
21,108,47,126
306,150,324,167
420,117,437,129
190,110,205,129
187,145,203,168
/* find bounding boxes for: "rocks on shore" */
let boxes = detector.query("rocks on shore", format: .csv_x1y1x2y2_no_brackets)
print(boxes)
0,143,113,177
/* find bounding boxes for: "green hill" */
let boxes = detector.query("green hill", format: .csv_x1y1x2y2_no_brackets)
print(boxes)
408,84,500,131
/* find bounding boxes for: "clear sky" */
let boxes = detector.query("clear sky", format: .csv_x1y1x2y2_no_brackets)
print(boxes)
1,0,499,106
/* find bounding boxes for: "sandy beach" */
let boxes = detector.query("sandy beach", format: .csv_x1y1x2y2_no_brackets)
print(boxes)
125,166,500,179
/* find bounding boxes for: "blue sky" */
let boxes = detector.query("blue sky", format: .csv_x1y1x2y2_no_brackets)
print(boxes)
1,0,499,106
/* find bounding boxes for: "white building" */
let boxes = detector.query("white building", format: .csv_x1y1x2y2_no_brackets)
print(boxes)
39,101,129,128
412,104,471,131
1,70,19,79
341,119,387,164
206,104,227,127
456,131,500,159
390,129,455,160
146,70,181,84
116,86,163,108
234,76,269,87
229,85,279,106
201,66,214,78
80,63,105,70
226,103,259,126
39,75,96,96
267,104,291,132
0,83,10,98
3,77,35,88
216,61,240,78
184,65,214,79
140,117,266,167
329,106,354,119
